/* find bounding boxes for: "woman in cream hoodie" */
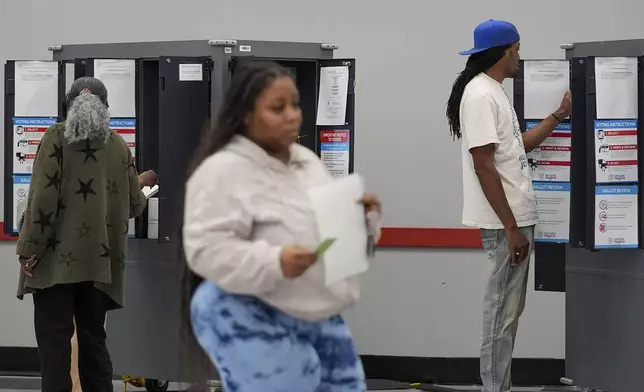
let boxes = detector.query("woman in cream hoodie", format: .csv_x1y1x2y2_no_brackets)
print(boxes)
182,61,380,391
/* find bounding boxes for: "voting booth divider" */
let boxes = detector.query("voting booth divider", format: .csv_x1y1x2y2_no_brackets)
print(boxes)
568,56,642,251
3,40,357,384
514,60,572,293
515,42,644,392
514,52,644,392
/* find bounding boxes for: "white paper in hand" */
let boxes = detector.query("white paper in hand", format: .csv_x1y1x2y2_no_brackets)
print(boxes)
142,184,159,199
307,174,369,286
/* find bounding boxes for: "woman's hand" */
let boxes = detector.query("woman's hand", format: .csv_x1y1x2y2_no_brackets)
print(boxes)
18,255,37,277
359,193,381,215
139,170,158,188
279,246,318,278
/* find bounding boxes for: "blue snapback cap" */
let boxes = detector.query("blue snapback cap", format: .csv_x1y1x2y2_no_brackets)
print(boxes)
459,19,520,55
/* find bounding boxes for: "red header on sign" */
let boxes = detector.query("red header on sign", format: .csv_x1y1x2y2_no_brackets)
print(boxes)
539,146,571,152
320,130,349,143
536,161,571,166
605,130,637,137
24,127,48,133
607,160,638,166
609,144,638,150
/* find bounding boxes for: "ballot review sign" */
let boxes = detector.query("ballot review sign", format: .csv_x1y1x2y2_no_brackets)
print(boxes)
594,185,638,249
534,182,571,243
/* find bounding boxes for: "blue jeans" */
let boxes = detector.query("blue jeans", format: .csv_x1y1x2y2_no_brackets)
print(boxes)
190,281,366,392
479,226,534,392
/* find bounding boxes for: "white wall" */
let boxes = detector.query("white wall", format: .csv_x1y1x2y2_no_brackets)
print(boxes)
0,0,642,356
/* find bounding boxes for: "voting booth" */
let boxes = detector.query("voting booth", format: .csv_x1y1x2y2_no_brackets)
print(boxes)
514,40,644,392
4,39,356,384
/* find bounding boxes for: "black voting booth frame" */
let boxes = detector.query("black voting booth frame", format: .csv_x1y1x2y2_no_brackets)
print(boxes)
513,60,570,294
514,41,644,392
2,40,358,387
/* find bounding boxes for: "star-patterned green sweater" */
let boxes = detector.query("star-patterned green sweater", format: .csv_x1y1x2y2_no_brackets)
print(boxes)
16,123,147,308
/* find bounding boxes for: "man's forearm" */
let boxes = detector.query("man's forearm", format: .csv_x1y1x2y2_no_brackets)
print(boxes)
476,166,518,230
522,114,561,152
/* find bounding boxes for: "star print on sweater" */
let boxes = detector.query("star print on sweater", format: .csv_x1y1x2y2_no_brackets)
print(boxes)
77,222,91,238
76,179,96,201
78,140,99,163
45,170,62,191
34,209,54,234
49,143,63,166
56,197,66,218
106,180,119,195
46,234,62,252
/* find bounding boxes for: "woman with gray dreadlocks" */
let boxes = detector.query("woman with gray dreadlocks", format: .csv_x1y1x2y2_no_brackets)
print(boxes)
15,77,157,392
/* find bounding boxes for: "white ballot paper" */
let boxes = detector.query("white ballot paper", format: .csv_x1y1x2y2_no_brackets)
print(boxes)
316,66,349,126
147,197,159,240
15,61,59,117
595,57,638,119
94,59,136,118
307,174,369,286
524,60,569,120
142,184,159,199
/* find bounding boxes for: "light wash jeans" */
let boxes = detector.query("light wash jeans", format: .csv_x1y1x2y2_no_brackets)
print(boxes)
479,226,534,392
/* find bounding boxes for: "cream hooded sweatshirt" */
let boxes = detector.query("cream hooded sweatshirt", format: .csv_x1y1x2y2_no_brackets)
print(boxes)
183,135,379,322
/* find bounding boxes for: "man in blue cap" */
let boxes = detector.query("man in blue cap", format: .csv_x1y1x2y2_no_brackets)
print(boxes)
445,20,571,392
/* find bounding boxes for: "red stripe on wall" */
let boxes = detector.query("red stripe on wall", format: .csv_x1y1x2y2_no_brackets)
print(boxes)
0,222,484,249
0,223,16,241
378,227,483,248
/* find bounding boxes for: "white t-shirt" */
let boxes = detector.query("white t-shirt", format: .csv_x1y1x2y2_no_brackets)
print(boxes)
460,73,538,229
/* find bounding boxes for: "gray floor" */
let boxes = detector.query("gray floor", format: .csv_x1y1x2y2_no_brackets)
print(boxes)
0,376,555,392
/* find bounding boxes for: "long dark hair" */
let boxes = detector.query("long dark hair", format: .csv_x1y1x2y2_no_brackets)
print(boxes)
178,60,293,381
445,45,510,140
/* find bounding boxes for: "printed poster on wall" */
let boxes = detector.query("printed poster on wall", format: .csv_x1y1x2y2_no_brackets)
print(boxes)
534,182,571,243
13,175,31,233
594,120,638,183
94,59,136,118
523,60,570,120
320,129,350,177
594,185,638,249
316,66,349,126
13,117,57,174
595,57,638,120
526,122,571,182
14,61,59,117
